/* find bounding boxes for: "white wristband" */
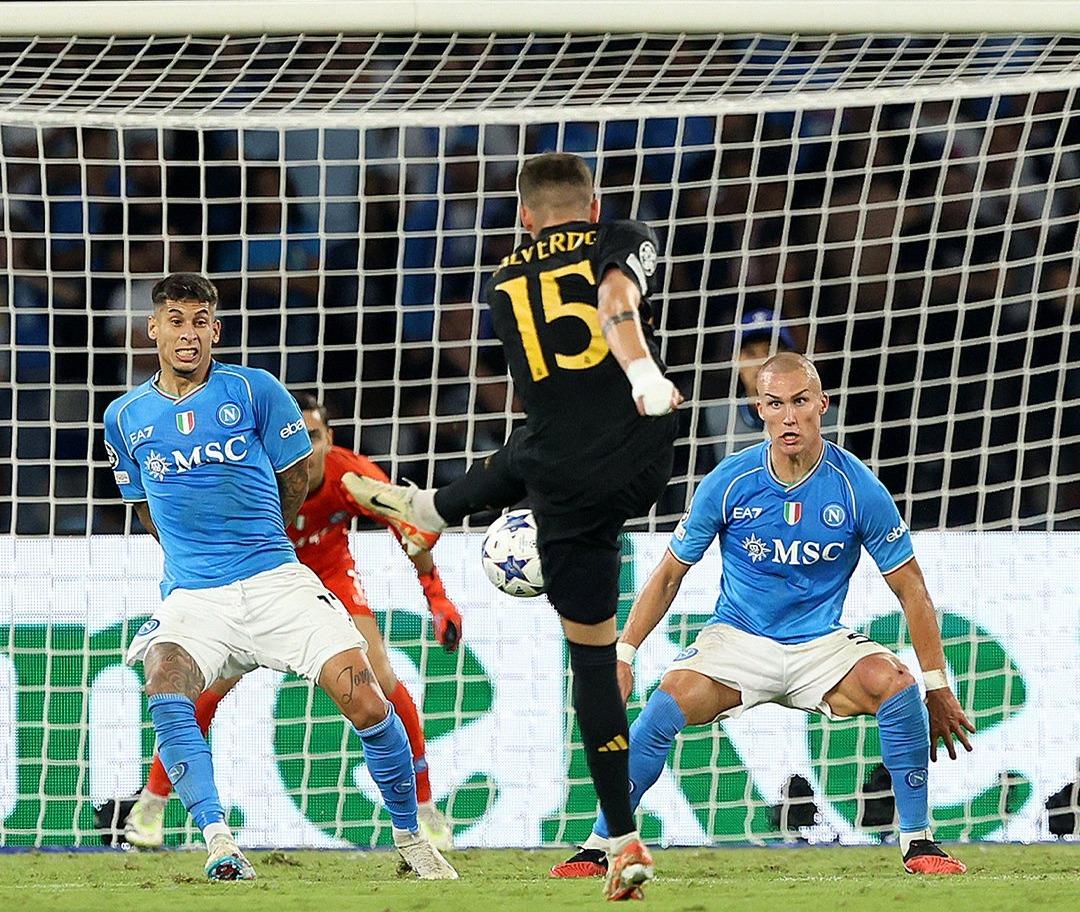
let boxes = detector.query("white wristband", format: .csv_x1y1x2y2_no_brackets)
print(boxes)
923,669,949,691
626,357,675,416
616,642,637,665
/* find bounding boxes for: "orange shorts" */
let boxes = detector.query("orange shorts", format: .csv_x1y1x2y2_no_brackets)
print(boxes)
321,568,372,618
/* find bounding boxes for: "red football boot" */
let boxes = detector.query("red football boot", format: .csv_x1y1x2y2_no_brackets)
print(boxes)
550,847,608,879
903,839,967,874
604,839,654,901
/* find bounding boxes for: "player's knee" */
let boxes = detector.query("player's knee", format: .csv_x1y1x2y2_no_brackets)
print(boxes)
547,572,618,625
142,643,205,701
659,672,733,726
343,691,391,731
858,656,915,710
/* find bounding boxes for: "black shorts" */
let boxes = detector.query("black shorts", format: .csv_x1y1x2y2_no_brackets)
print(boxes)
532,442,674,626
435,416,676,625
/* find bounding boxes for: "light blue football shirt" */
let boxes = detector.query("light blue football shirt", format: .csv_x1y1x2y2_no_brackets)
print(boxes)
669,440,914,644
103,361,312,597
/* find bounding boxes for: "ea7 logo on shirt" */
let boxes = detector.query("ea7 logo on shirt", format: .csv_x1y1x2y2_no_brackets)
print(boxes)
129,426,153,446
731,506,763,521
172,434,250,474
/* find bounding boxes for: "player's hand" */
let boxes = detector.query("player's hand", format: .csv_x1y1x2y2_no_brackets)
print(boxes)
418,568,460,652
926,687,975,761
427,594,462,653
627,357,683,416
617,660,635,704
635,382,683,417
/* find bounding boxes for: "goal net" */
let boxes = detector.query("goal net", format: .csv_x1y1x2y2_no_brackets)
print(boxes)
1,26,1079,848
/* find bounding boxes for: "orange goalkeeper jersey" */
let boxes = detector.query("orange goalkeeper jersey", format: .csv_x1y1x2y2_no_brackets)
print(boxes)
287,445,391,579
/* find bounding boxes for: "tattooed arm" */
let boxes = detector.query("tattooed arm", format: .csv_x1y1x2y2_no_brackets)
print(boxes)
597,269,682,416
133,502,160,541
277,458,309,527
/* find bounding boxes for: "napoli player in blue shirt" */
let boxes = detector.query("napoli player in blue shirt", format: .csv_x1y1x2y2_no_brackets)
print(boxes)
554,352,975,878
103,274,457,882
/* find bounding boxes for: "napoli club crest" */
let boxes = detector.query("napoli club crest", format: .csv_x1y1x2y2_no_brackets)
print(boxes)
821,503,847,528
217,402,243,428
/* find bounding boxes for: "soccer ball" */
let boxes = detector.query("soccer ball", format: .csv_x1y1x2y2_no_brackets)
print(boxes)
481,509,545,598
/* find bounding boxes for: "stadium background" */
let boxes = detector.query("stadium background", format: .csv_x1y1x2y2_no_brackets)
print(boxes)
1,2,1079,851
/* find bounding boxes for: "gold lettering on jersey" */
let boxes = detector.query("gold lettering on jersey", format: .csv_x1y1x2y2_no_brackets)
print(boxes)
499,230,598,268
495,273,550,381
539,260,610,370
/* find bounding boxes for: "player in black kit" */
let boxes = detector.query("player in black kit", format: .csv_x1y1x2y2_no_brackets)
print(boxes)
345,152,681,901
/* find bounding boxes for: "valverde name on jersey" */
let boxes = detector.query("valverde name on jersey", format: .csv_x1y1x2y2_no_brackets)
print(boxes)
497,228,597,268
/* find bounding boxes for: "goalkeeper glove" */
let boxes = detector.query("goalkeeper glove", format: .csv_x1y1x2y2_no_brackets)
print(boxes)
419,567,461,653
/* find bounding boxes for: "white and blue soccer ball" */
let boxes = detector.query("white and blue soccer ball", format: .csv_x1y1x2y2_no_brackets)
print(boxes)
481,509,545,598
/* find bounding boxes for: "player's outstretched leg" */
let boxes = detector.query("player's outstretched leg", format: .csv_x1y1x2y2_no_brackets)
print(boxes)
319,649,457,880
143,645,254,881
341,474,442,553
877,683,966,874
341,441,527,553
552,687,686,880
125,687,230,848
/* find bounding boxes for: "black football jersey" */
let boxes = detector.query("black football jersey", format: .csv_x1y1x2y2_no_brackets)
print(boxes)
484,219,673,483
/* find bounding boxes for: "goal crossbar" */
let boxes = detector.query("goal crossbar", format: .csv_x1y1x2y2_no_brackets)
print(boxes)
6,1,1080,38
4,35,1080,129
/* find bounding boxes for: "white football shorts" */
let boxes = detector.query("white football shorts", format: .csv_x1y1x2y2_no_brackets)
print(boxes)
668,622,895,720
126,562,367,687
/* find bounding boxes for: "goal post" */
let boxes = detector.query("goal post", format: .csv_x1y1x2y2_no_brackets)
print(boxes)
8,1,1080,37
1,5,1079,848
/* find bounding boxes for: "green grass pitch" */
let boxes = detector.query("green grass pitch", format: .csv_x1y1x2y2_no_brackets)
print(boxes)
1,845,1077,912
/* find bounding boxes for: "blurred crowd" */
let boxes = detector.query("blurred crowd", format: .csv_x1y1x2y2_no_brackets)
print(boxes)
1,83,1078,535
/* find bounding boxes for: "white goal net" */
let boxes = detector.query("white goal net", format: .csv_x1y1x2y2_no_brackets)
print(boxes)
1,26,1079,848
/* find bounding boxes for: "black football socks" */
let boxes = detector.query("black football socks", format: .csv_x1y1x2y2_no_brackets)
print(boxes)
567,640,636,838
